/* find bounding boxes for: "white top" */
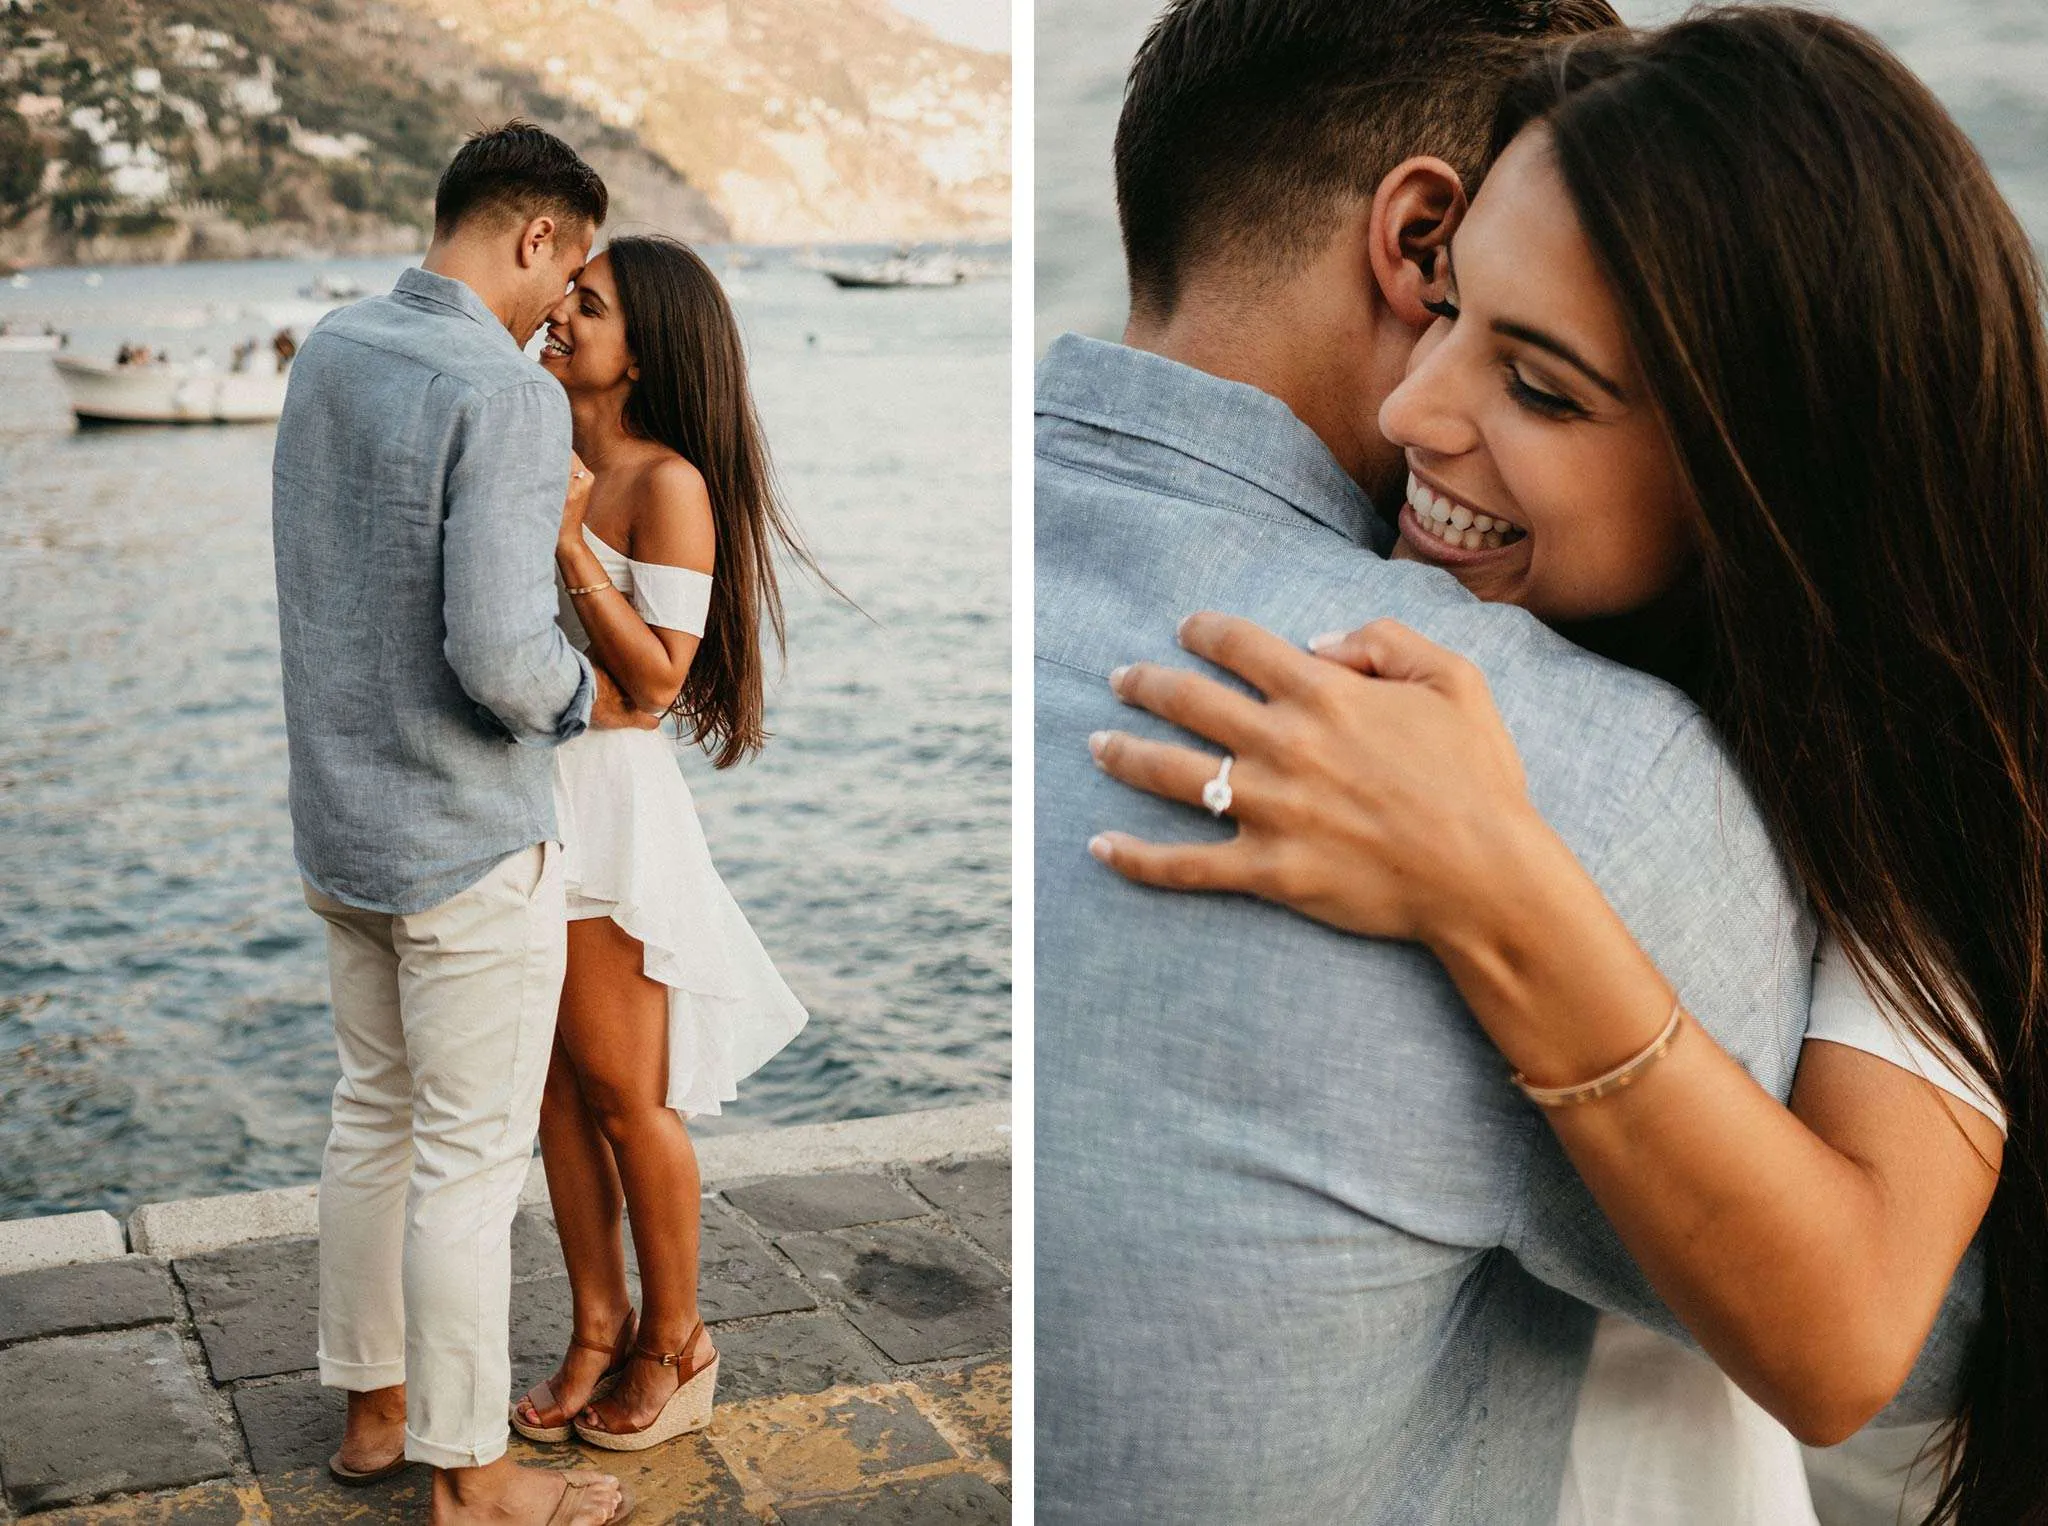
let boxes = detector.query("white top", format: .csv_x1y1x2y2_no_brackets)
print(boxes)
1559,932,2001,1525
558,525,713,646
1805,933,2004,1133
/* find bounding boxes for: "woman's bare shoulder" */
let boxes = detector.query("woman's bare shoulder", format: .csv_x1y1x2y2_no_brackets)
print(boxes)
624,449,715,569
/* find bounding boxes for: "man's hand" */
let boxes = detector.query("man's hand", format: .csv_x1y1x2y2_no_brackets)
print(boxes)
589,663,663,731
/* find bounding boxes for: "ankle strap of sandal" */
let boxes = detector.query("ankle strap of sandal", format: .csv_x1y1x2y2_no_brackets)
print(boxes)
633,1318,707,1367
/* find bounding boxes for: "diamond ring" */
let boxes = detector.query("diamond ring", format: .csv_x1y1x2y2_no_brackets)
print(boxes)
1201,755,1235,817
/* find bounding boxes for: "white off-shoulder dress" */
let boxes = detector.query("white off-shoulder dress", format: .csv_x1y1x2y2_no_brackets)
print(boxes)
1557,935,2003,1526
551,525,808,1118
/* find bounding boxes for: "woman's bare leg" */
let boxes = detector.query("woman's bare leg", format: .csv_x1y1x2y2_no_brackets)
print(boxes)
514,1026,636,1429
559,914,713,1431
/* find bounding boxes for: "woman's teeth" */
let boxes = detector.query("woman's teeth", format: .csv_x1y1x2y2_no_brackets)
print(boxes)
543,333,572,358
1405,474,1523,552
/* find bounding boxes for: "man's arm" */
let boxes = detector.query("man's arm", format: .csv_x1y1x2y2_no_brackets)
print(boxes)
441,379,594,745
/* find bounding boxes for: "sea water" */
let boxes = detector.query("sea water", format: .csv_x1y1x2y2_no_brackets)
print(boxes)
0,249,1010,1218
1037,0,2048,347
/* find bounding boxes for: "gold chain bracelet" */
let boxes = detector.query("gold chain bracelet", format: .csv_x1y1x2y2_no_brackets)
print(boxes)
565,580,614,598
1511,999,1686,1108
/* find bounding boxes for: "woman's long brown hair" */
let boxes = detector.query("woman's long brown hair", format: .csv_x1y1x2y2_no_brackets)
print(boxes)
1499,11,2048,1522
607,234,830,767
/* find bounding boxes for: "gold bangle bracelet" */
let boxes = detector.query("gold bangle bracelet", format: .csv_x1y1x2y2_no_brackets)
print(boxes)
1511,999,1686,1108
566,580,613,598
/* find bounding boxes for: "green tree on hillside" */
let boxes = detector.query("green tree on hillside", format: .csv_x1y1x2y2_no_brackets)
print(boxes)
0,110,46,220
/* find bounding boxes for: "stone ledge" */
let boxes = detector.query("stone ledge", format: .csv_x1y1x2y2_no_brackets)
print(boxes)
0,1212,125,1278
128,1183,318,1262
2,1104,1009,1270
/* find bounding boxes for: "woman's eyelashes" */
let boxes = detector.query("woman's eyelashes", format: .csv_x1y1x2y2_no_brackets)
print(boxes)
1505,366,1583,420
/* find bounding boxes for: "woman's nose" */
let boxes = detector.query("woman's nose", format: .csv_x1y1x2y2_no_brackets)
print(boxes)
1380,329,1480,461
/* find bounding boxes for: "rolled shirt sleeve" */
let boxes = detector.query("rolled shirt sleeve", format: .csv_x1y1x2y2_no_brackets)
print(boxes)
439,377,594,746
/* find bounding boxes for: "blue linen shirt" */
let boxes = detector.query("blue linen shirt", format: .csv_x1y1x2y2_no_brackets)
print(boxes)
1033,334,1978,1523
272,266,594,915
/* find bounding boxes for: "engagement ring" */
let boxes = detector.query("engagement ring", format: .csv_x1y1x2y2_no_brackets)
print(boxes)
1202,755,1235,817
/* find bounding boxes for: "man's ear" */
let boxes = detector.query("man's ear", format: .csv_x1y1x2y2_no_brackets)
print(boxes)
1367,156,1464,328
514,214,558,270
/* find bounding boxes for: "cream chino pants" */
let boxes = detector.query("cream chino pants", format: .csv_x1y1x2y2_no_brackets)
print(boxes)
305,841,564,1469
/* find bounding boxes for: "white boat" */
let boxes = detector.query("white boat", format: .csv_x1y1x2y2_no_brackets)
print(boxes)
0,330,63,353
53,354,288,424
820,253,968,289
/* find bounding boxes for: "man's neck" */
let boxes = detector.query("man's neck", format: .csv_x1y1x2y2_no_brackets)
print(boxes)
420,240,518,338
1123,289,1396,500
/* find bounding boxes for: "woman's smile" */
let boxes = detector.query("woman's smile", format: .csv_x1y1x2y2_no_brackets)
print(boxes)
1395,468,1530,568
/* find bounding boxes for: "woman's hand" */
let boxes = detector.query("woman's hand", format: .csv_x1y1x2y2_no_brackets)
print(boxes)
559,450,594,551
1088,612,1544,948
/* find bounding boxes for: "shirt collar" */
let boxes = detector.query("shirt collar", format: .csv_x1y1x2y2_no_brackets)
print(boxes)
1035,332,1392,552
391,266,521,351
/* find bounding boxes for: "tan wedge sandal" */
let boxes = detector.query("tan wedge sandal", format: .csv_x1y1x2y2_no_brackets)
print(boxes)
510,1308,640,1443
572,1320,717,1452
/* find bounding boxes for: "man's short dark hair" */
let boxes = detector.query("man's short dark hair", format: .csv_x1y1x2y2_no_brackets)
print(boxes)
434,120,608,239
1115,0,1622,321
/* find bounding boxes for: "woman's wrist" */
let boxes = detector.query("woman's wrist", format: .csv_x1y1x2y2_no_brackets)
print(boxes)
557,536,601,578
1415,803,1561,974
1427,809,1679,1086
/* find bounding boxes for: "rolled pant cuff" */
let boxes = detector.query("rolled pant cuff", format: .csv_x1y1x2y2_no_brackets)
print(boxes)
318,1351,407,1390
404,1424,509,1470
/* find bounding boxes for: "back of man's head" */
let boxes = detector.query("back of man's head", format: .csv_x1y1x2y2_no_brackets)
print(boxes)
433,120,608,242
1114,0,1622,323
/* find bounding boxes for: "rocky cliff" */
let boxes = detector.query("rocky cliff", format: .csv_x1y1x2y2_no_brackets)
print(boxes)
0,0,1008,267
404,0,1010,244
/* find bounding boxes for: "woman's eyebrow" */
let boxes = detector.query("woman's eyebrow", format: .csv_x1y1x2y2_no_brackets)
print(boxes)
578,284,609,314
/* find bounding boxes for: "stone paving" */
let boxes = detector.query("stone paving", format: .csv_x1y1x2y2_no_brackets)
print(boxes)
0,1153,1010,1523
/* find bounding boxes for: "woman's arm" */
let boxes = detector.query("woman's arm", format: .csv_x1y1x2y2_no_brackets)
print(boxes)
1089,611,2000,1445
557,456,714,713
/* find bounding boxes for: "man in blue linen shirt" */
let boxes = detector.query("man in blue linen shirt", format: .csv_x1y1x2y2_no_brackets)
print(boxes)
273,122,646,1524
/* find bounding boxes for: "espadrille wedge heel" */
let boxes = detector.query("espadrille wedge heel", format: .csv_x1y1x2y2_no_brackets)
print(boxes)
572,1320,718,1452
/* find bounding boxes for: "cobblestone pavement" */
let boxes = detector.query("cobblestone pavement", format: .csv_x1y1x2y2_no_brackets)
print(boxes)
0,1156,1010,1523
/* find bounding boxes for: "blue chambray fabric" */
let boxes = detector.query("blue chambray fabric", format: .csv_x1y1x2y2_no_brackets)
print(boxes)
272,266,594,915
1032,334,1975,1523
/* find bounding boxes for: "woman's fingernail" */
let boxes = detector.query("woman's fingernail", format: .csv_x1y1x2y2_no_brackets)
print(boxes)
1108,665,1130,693
1088,730,1111,760
1307,630,1347,653
1088,835,1114,862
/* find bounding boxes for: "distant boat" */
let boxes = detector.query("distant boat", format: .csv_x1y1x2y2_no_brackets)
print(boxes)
299,271,366,302
0,327,63,353
820,253,968,289
53,354,287,424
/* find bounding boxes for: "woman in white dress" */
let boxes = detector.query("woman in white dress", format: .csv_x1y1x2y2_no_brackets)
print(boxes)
1086,11,2048,1525
508,235,815,1452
